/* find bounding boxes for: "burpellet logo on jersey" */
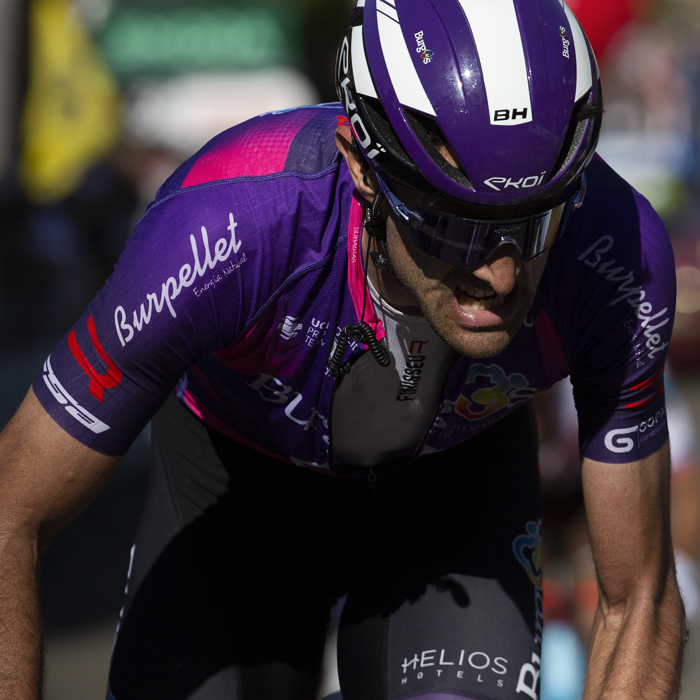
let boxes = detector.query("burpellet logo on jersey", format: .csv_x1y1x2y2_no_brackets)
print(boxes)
577,236,671,367
113,212,245,347
455,363,536,420
414,31,434,63
42,313,122,434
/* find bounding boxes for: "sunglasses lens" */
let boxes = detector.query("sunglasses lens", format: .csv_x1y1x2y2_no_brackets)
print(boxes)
375,175,583,270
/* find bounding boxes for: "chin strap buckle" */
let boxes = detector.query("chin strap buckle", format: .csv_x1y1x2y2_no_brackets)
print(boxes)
369,250,392,273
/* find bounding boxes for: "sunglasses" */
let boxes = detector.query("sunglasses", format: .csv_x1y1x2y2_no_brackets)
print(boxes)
374,174,586,271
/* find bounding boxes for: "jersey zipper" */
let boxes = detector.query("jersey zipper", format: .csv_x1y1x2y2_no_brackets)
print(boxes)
327,348,363,476
327,347,377,489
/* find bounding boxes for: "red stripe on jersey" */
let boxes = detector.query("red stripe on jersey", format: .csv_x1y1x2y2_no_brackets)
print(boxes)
625,381,664,410
629,367,664,393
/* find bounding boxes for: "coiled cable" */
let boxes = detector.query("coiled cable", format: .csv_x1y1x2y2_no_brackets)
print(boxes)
328,194,391,378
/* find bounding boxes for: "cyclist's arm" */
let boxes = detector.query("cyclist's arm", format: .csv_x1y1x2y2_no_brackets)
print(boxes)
0,388,122,700
582,442,685,699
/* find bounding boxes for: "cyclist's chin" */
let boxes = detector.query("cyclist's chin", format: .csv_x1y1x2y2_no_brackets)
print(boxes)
437,318,521,359
418,290,530,359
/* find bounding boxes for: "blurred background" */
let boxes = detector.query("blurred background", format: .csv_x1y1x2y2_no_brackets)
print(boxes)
1,0,700,698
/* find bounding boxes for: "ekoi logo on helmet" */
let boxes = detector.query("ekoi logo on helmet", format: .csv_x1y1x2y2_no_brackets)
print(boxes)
337,35,386,160
484,174,546,191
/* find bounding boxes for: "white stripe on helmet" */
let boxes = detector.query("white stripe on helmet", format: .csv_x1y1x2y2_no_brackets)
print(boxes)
376,5,436,116
352,25,378,98
377,0,399,22
564,5,594,101
458,0,532,126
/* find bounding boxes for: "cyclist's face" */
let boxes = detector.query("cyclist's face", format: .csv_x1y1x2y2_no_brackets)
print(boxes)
381,211,549,359
336,124,549,358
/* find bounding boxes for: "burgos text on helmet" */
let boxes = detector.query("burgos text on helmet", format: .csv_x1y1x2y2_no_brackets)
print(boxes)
414,31,434,64
559,27,570,59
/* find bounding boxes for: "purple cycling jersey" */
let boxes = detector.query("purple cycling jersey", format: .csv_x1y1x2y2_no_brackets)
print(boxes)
33,104,674,471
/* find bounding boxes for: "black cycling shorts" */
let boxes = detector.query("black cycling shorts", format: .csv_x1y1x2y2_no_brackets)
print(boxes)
107,394,543,700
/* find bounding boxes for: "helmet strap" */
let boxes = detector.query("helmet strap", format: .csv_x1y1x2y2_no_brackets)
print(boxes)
364,191,395,276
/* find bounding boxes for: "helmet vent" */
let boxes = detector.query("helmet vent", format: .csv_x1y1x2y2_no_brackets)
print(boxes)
550,88,603,180
404,109,474,189
363,98,415,169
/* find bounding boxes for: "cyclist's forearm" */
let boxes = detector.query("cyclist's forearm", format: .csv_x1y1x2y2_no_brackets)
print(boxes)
583,571,684,700
0,533,43,700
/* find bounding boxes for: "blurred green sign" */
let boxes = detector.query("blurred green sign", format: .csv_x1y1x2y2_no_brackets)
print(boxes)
99,5,300,77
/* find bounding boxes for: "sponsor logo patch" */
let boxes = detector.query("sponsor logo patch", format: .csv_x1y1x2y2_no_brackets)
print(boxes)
604,405,667,454
42,355,110,433
456,363,536,420
278,316,303,341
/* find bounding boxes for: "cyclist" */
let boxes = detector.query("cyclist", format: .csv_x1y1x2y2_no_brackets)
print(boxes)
0,1,685,699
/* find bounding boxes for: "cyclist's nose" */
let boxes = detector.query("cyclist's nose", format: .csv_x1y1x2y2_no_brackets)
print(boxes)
469,245,521,296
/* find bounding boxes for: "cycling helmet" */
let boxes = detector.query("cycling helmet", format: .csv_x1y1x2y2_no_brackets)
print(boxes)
336,0,602,268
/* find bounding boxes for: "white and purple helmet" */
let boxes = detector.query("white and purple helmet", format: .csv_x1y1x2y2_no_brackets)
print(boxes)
336,0,602,222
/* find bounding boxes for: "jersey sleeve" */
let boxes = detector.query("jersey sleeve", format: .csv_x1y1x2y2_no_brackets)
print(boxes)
543,160,675,464
32,180,300,455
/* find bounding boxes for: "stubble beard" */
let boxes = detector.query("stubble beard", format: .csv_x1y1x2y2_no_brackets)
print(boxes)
391,258,538,360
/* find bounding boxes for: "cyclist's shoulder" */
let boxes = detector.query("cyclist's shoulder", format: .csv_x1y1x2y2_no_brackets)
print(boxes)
574,155,667,233
536,156,674,367
543,155,672,286
154,103,347,200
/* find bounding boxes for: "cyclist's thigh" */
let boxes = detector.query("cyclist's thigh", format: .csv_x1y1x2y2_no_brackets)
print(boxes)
338,403,543,700
108,394,351,700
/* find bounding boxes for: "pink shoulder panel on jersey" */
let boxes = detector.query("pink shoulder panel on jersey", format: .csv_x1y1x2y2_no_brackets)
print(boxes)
182,109,316,188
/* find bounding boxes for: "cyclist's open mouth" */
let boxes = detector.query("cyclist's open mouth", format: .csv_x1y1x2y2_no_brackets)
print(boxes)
454,283,507,311
450,283,516,327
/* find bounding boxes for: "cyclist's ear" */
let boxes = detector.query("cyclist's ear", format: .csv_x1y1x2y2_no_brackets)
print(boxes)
335,125,377,203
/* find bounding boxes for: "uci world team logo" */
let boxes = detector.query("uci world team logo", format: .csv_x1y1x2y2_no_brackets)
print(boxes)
513,520,542,590
455,363,536,420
